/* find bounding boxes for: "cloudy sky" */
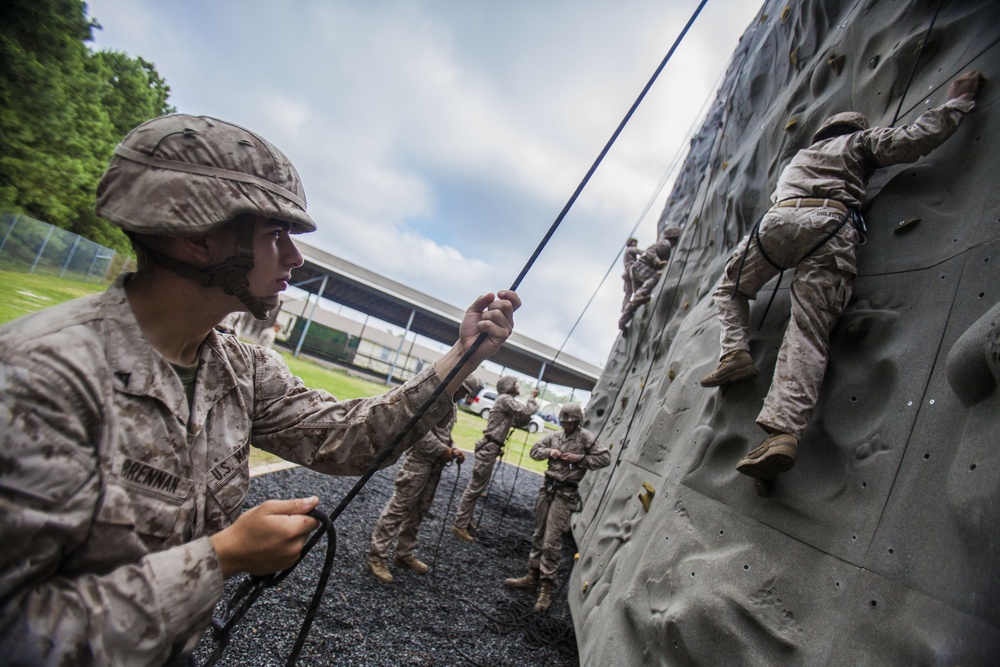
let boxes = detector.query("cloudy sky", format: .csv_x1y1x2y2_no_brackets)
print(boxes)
87,0,763,379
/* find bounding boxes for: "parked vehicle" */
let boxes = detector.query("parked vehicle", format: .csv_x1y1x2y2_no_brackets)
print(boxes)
459,387,545,433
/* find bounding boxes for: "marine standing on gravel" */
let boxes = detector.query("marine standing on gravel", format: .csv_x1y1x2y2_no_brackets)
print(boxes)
618,226,681,331
621,237,641,312
451,376,539,541
0,114,520,666
504,403,609,612
366,376,482,583
700,70,984,483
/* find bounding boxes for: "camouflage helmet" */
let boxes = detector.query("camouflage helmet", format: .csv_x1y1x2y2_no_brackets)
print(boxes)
95,114,315,320
662,225,682,241
626,237,638,247
811,111,869,144
96,114,315,235
497,376,519,395
559,403,584,423
459,374,484,399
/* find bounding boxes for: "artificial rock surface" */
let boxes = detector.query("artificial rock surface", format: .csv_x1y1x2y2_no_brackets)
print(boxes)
569,1,999,664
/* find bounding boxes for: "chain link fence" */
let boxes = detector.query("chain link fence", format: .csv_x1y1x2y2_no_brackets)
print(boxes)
0,212,134,282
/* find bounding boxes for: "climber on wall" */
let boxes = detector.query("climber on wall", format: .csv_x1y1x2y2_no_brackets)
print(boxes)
619,226,682,331
620,237,641,313
700,69,985,483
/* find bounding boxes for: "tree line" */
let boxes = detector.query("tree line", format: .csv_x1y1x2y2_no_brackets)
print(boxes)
1,0,174,254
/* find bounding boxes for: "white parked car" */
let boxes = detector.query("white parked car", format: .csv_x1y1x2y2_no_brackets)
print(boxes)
459,387,545,433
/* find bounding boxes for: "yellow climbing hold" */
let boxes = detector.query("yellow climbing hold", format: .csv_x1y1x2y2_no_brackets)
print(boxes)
721,161,729,171
790,48,799,67
785,117,798,131
638,482,656,512
779,6,791,22
668,369,676,380
582,581,590,593
574,553,580,561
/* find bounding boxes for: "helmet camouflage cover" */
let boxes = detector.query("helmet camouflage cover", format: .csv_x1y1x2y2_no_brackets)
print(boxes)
559,403,584,423
96,114,316,236
497,376,519,395
811,111,870,144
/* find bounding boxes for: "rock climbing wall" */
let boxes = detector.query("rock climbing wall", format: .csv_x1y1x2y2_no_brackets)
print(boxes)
569,0,999,663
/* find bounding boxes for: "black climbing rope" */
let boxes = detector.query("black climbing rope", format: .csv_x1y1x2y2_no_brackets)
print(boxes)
202,508,335,667
890,0,944,127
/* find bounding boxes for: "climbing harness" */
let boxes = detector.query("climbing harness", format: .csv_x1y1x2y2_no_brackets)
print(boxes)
729,200,864,330
200,0,713,661
202,509,335,667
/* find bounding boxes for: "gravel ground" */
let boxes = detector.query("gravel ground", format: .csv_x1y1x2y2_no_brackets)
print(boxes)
192,458,581,667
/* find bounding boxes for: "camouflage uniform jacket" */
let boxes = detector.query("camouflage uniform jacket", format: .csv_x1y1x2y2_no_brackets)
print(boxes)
477,393,539,449
406,404,457,469
630,240,673,279
0,275,453,666
622,246,641,275
773,99,975,209
530,427,611,488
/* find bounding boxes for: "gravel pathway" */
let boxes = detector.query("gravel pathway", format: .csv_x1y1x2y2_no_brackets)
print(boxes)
192,458,581,666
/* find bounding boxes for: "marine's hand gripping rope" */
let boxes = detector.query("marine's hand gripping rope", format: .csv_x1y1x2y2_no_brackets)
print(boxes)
203,509,336,667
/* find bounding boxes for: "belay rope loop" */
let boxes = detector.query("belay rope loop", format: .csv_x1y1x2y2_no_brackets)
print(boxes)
203,1,713,662
203,508,336,667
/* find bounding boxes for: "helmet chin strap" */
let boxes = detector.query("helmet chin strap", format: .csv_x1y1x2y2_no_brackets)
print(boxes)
138,219,271,319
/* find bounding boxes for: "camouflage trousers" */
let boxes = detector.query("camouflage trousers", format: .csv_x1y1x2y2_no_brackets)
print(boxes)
453,438,502,530
712,206,859,438
630,263,661,303
527,484,577,583
369,456,447,560
622,272,634,311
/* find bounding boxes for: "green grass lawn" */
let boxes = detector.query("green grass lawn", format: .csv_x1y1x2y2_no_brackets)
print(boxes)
0,271,549,475
0,270,105,325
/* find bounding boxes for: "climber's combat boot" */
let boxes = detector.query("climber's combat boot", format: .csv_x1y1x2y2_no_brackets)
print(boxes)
700,350,757,387
736,434,798,481
504,569,539,593
534,580,554,613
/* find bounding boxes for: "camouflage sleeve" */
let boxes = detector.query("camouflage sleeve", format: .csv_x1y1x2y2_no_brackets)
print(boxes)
579,430,612,470
860,99,975,167
0,363,223,665
496,393,535,428
250,350,454,475
411,406,457,459
530,432,559,461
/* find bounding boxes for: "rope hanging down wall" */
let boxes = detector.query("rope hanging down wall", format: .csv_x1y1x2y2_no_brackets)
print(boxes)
204,1,713,663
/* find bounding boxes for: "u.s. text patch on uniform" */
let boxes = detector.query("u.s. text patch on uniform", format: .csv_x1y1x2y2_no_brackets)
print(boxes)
208,442,250,494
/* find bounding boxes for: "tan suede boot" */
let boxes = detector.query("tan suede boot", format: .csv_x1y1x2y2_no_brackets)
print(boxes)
365,557,393,584
393,555,429,574
700,350,757,387
736,434,798,481
504,569,539,593
534,580,553,612
451,525,474,543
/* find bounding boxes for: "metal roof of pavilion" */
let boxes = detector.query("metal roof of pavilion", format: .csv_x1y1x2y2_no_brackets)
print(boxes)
290,239,602,390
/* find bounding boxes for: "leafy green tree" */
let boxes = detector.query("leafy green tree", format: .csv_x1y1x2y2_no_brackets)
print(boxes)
0,0,173,254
